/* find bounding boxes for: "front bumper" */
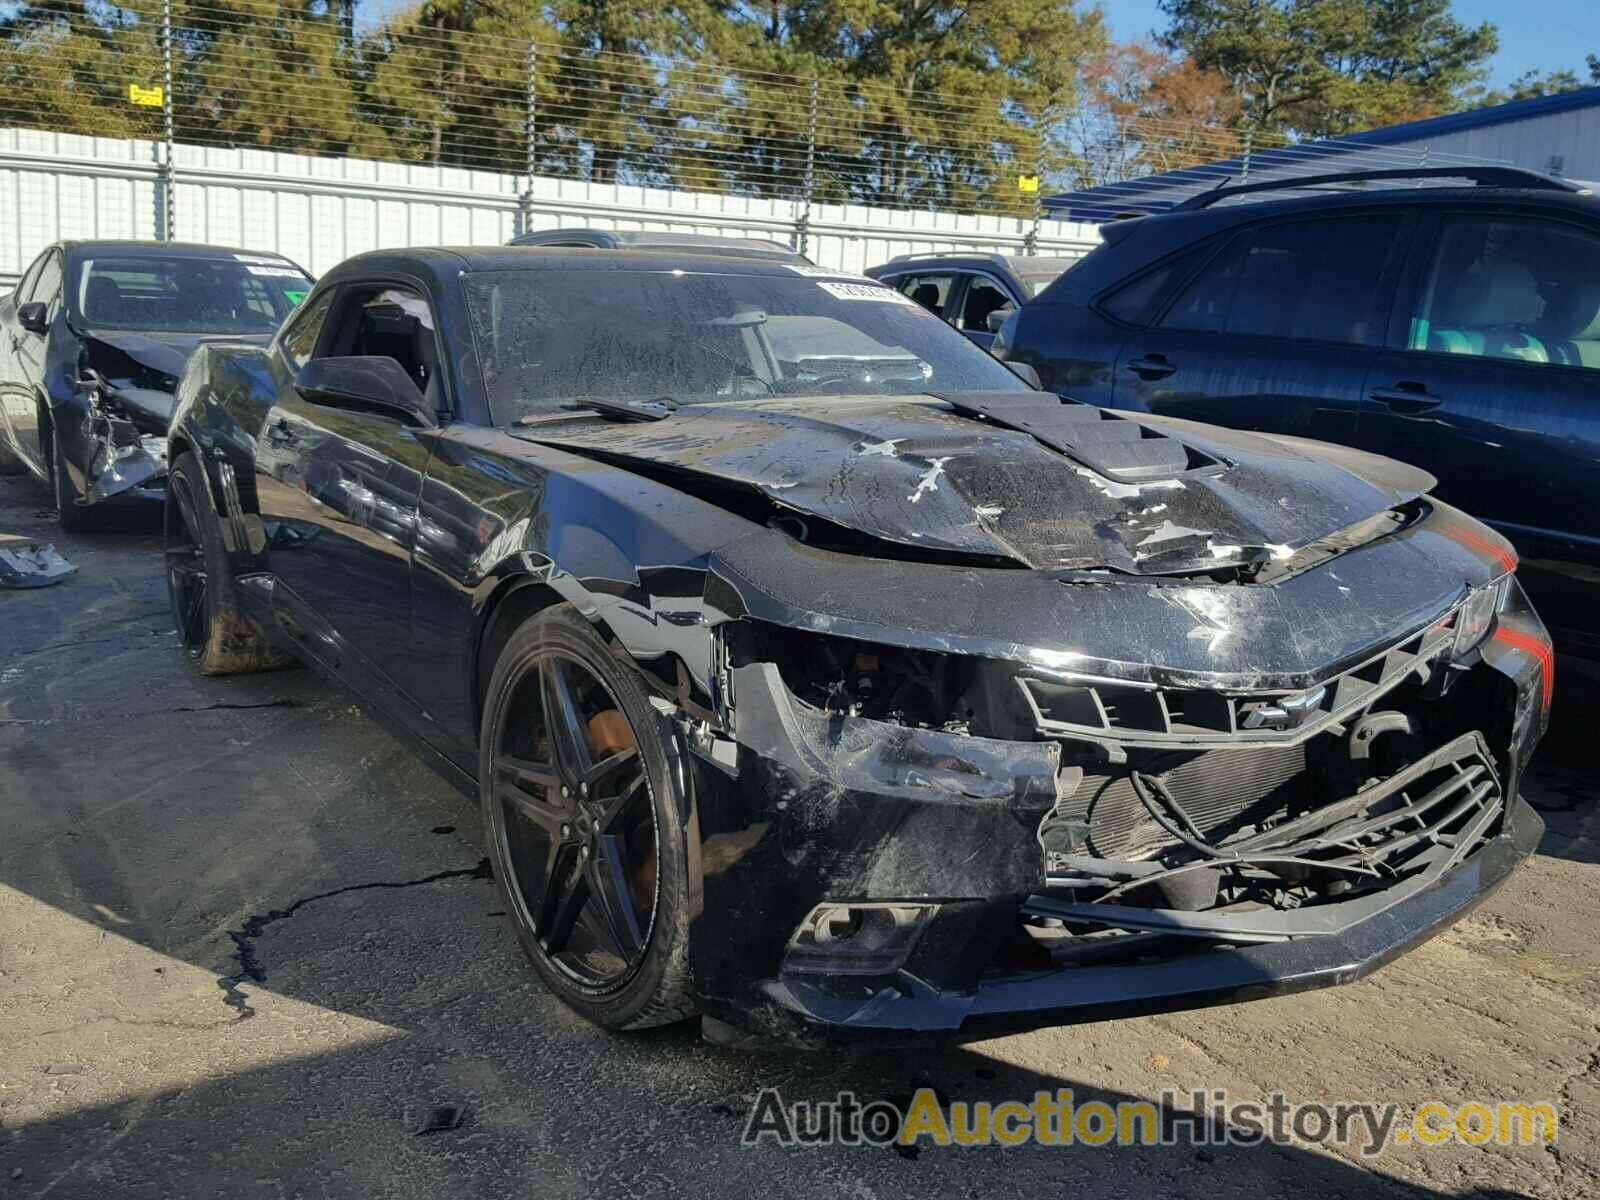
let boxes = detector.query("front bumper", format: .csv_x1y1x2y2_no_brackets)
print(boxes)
687,583,1552,1047
755,793,1541,1044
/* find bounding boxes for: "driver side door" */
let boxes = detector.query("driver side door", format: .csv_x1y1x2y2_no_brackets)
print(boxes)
258,279,446,710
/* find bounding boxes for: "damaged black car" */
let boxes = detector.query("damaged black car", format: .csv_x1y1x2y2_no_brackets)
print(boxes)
0,240,312,529
166,247,1552,1045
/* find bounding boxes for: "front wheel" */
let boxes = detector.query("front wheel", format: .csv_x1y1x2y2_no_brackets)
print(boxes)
164,450,286,675
51,426,97,533
479,605,696,1031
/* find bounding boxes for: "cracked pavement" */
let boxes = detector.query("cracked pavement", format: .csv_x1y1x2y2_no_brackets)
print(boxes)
2,473,1599,1199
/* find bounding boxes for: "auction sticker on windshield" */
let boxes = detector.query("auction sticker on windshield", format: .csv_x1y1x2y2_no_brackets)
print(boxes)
816,280,914,303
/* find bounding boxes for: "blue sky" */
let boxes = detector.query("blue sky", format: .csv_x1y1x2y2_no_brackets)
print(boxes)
1100,0,1595,88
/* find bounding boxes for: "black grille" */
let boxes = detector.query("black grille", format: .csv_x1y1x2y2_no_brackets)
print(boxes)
1078,742,1310,860
1018,612,1457,750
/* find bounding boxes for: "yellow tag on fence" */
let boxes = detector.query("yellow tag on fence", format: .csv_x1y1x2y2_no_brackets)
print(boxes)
1017,175,1040,194
128,84,163,107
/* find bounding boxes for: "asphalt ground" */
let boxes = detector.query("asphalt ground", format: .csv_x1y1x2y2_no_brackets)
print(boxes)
2,470,1597,1200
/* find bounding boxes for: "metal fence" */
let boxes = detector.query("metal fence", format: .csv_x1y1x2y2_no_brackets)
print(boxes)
0,2,1507,282
0,1,1294,235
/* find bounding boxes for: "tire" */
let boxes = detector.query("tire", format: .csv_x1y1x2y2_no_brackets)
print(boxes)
51,424,98,533
164,450,287,675
480,604,696,1031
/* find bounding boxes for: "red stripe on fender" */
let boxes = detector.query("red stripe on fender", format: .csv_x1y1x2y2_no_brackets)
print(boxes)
1437,521,1518,574
1492,626,1554,709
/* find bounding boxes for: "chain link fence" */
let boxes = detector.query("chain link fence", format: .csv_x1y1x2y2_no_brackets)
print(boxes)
0,2,1297,224
0,0,1505,269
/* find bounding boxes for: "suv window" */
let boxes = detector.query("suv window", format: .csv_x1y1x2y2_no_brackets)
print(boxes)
280,288,337,370
895,273,956,318
959,276,1012,331
1099,244,1212,327
1408,216,1600,370
1161,216,1402,346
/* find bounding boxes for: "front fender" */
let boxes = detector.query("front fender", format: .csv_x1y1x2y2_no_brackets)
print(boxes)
168,342,278,574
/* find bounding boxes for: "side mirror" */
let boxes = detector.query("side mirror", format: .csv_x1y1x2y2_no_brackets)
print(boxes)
294,356,435,427
986,305,1015,334
1006,361,1042,390
17,301,48,335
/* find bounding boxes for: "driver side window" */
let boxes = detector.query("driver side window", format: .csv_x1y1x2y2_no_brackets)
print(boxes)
1408,216,1600,370
325,284,445,412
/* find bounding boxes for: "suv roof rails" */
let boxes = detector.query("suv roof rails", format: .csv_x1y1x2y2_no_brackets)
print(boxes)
888,250,1008,264
1170,165,1590,212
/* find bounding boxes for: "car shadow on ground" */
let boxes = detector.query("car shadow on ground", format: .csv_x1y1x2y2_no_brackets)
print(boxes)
6,1027,1540,1199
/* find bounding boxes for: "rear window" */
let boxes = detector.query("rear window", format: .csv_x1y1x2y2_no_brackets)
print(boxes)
75,255,312,333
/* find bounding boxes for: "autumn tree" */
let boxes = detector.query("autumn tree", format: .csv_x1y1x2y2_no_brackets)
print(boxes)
1071,39,1242,187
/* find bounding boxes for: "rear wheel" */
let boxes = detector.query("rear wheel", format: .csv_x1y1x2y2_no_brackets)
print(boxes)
480,605,695,1030
164,450,285,675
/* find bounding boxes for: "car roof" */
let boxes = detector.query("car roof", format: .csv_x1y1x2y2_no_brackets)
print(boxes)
59,239,303,262
321,246,852,290
1034,182,1600,305
508,228,808,262
869,252,1078,276
1142,184,1600,232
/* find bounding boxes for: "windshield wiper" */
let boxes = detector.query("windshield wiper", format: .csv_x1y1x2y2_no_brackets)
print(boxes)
522,396,679,424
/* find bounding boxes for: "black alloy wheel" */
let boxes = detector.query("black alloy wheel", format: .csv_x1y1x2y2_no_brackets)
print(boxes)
165,457,212,659
163,450,286,676
481,606,695,1029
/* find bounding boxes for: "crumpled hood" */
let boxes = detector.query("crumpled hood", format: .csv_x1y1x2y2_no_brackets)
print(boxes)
517,395,1433,574
83,328,274,381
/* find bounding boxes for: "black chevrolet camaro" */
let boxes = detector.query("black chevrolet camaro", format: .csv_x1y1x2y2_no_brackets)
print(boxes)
166,247,1551,1045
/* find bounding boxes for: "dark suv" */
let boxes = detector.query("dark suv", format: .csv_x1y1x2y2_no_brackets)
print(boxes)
999,167,1600,654
866,252,1079,350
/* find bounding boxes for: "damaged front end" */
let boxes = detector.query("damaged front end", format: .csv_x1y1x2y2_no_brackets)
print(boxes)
690,550,1549,1046
68,332,188,505
78,369,171,503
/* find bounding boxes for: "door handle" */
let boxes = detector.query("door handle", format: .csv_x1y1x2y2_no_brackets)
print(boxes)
1370,382,1442,414
266,418,297,447
1126,353,1177,380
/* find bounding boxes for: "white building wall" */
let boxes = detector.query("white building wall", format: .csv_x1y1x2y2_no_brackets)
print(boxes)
1,128,1101,285
1385,106,1600,182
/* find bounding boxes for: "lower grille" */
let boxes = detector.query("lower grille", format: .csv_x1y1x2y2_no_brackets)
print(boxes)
1079,742,1309,860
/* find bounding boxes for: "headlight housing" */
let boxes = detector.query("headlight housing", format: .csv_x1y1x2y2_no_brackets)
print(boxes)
1454,575,1509,658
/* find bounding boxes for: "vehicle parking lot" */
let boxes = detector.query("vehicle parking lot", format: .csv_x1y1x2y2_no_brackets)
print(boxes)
2,474,1598,1199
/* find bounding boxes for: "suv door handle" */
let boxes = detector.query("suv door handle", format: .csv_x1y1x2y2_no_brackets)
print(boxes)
1126,353,1177,380
1370,382,1442,414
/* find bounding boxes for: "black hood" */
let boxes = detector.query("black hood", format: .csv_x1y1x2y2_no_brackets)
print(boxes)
82,328,275,380
516,395,1433,575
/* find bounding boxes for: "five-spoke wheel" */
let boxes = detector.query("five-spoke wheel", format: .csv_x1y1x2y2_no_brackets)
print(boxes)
480,605,695,1028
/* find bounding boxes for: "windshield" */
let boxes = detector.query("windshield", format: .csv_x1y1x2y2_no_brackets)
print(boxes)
75,255,312,333
463,267,1030,423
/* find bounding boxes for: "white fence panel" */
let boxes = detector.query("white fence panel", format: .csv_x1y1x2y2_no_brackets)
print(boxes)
1,128,1100,285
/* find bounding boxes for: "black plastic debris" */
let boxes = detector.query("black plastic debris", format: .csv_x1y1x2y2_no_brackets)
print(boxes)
416,1104,467,1135
0,542,76,589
